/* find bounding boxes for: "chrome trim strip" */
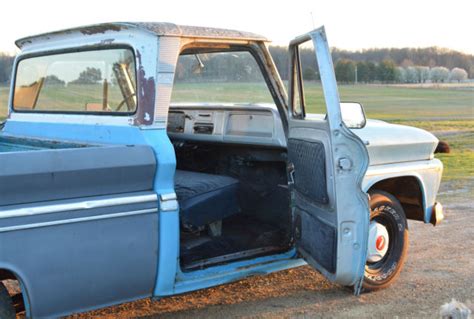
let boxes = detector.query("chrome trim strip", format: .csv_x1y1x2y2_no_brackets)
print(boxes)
160,192,177,201
159,192,179,212
0,194,158,219
0,208,157,233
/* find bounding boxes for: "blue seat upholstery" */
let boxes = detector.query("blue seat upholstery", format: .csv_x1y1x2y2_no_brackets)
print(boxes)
175,170,240,228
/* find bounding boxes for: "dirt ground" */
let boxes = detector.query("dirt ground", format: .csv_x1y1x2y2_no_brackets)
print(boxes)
65,178,473,319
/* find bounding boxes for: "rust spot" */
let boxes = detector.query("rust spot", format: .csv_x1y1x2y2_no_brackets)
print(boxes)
134,51,155,126
236,260,278,271
80,24,123,36
16,39,32,48
135,22,267,41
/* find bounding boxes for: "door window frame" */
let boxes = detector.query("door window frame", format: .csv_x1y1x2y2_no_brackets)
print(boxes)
288,34,316,120
173,41,289,133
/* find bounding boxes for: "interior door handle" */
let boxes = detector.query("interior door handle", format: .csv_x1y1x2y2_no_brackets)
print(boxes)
287,162,295,185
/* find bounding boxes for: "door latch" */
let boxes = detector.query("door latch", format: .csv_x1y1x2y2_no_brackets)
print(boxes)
338,157,352,170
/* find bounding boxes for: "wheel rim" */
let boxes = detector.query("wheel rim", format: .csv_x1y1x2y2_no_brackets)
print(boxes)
363,194,408,289
365,206,400,273
367,220,389,263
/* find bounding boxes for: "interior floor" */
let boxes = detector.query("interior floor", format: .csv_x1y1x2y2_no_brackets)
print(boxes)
180,214,288,271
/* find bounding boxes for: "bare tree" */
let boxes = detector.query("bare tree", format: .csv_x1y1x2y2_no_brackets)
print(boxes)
400,59,414,68
449,67,468,82
416,66,430,83
405,67,418,83
395,67,406,83
430,67,449,83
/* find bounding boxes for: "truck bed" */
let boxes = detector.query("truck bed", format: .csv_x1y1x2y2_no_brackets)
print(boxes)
0,134,157,207
0,135,90,153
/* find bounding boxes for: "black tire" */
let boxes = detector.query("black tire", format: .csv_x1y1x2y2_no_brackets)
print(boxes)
363,190,409,291
0,282,15,319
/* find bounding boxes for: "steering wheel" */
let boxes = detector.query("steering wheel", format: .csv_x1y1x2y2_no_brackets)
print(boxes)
116,93,136,111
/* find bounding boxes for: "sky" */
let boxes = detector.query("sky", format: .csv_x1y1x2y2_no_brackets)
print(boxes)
0,0,473,54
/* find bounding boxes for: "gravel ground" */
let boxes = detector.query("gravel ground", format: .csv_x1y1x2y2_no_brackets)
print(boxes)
66,178,473,319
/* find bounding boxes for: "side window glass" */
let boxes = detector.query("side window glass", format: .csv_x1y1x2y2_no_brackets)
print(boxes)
171,51,273,105
290,41,327,120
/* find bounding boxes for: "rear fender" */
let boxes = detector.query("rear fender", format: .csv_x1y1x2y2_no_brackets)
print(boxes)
0,263,31,318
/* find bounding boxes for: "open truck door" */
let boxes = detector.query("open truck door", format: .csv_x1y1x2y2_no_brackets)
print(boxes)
287,27,370,293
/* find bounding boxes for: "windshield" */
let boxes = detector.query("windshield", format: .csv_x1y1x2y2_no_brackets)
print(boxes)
13,48,136,114
171,51,273,105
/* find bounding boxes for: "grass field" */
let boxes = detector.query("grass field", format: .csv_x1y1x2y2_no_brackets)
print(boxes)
1,83,473,180
171,82,473,121
0,85,8,118
173,83,474,181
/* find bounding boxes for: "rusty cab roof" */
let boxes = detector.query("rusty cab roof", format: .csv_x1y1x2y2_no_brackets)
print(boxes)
15,22,268,49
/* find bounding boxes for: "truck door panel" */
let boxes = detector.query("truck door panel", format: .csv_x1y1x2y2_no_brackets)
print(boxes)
287,27,370,289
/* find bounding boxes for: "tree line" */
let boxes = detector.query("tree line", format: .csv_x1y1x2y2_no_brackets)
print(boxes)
269,46,473,83
1,46,472,84
331,47,474,77
0,54,14,84
330,60,468,83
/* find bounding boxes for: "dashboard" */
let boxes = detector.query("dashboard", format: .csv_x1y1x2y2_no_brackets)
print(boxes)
167,104,286,147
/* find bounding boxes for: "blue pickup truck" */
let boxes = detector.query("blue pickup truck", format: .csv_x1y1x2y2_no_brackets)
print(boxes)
0,23,443,318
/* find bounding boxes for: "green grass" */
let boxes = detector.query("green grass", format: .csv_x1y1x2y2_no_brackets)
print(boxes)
388,119,473,181
171,82,273,105
1,82,473,181
307,83,474,121
174,82,474,181
32,85,121,110
0,83,130,119
0,85,8,119
389,119,474,132
172,82,473,120
431,130,474,181
3,82,473,121
436,150,474,181
316,84,474,181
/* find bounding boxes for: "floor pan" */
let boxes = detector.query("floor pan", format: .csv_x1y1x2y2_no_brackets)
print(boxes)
180,214,289,270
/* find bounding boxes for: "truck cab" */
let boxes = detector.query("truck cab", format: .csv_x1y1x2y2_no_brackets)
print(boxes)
0,22,443,318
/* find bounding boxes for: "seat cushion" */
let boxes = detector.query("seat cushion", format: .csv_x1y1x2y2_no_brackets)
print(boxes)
175,170,240,228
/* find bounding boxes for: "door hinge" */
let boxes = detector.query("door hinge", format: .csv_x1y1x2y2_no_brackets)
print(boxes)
159,192,179,212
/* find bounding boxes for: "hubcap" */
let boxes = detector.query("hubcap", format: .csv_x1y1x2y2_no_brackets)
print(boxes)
376,235,386,251
367,221,389,263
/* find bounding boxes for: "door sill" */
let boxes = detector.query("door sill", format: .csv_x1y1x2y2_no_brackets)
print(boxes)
181,246,283,272
166,248,304,297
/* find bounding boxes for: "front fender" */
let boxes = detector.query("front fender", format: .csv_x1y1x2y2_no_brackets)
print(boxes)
363,158,443,223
